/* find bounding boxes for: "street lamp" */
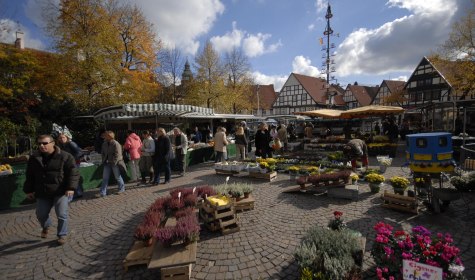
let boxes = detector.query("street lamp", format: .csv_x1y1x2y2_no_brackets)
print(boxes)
256,85,260,116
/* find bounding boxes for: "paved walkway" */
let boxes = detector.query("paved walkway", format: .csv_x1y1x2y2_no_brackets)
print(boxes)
1,146,474,279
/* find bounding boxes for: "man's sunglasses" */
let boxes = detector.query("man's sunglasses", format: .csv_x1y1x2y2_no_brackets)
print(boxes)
37,141,53,146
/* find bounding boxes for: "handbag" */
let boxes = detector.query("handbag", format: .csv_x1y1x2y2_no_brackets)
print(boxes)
123,150,131,163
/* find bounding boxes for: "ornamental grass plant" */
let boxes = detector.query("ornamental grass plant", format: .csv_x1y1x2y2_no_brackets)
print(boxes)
295,226,362,280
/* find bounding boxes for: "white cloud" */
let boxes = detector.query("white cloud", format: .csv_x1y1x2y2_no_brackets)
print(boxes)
396,75,408,82
307,24,315,31
242,33,282,57
336,0,460,77
291,55,321,77
252,71,288,92
139,0,225,55
210,21,244,53
0,19,45,50
314,0,326,13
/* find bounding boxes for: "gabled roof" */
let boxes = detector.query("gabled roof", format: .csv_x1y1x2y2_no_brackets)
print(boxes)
346,84,380,106
254,84,277,110
291,73,345,106
382,80,405,93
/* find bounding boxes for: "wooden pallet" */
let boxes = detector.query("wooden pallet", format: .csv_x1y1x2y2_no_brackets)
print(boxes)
234,195,255,212
123,239,156,271
215,169,240,175
381,190,418,214
248,171,278,181
161,264,192,280
148,241,197,270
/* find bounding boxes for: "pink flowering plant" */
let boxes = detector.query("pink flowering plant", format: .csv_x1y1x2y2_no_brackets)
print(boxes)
371,222,466,280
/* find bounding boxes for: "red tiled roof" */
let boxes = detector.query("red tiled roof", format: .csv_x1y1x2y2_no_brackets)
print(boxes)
253,84,277,110
347,85,380,106
382,80,405,93
291,73,345,106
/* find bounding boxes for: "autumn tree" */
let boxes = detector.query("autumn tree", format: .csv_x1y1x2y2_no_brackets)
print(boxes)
186,41,226,110
157,46,185,104
43,0,160,113
223,47,254,113
431,2,475,98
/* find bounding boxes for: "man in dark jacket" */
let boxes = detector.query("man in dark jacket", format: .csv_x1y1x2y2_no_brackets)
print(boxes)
24,134,79,245
153,128,173,185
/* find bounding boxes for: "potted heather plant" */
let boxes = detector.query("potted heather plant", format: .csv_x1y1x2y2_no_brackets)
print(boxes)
155,226,176,247
174,214,201,244
241,184,254,198
195,185,217,199
227,183,244,201
134,223,156,247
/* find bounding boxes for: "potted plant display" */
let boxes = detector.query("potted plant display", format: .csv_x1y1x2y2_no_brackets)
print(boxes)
288,166,300,180
376,156,392,173
372,223,466,280
389,176,410,195
350,174,359,184
366,173,385,193
241,184,254,198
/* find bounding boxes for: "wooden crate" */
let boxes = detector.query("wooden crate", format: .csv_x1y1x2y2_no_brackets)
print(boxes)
221,223,240,235
161,264,192,280
248,171,278,181
123,239,156,271
234,195,255,212
381,191,418,214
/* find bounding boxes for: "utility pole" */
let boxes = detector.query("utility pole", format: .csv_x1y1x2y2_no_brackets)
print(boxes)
256,85,260,116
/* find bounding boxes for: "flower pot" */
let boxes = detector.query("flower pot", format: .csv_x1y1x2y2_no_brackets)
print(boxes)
289,172,297,181
369,183,381,193
393,187,405,195
379,165,387,173
351,179,357,185
243,192,250,199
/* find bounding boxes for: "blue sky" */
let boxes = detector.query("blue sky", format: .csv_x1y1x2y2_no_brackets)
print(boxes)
0,0,472,91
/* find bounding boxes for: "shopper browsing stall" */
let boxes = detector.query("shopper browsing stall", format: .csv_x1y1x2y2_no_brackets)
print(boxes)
342,138,369,172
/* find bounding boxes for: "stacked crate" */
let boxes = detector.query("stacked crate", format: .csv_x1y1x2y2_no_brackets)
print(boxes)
200,198,239,235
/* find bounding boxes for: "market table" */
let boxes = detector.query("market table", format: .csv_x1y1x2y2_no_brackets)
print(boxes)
0,163,131,210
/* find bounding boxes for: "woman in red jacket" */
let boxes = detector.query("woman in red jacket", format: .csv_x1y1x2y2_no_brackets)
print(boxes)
123,130,142,183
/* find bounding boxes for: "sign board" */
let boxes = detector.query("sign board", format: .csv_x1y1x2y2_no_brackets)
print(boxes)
403,260,443,280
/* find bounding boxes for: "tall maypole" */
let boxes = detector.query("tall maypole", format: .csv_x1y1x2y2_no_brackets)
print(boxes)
321,2,337,107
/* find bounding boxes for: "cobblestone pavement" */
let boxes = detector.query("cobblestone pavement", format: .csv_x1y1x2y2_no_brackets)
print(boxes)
1,144,474,279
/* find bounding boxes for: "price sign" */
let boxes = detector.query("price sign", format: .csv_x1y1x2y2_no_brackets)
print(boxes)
403,260,442,280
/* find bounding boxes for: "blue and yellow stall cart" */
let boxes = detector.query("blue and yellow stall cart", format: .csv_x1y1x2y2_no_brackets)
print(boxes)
406,132,458,212
406,132,455,173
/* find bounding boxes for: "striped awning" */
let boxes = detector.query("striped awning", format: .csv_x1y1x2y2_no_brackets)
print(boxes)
93,103,215,121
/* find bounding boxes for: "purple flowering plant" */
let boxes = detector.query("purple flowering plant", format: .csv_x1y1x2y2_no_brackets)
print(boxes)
371,222,465,280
